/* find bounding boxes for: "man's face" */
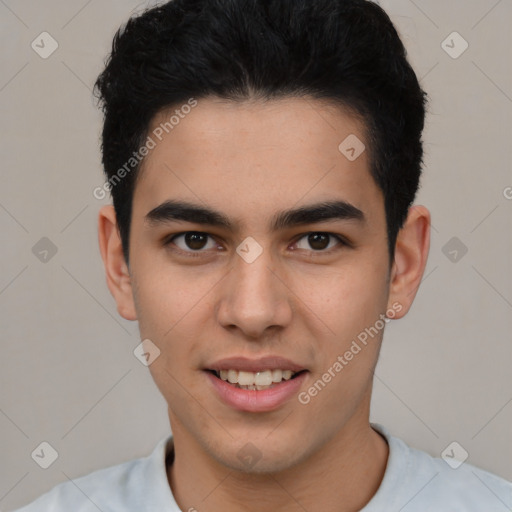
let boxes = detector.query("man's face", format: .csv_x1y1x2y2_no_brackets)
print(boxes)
127,97,394,472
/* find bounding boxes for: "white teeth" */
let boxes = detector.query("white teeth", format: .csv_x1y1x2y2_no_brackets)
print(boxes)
254,370,272,386
238,371,254,386
227,369,238,384
272,369,283,382
282,370,293,380
216,369,298,387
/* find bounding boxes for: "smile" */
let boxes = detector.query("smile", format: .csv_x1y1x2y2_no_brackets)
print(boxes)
211,369,304,390
205,369,308,412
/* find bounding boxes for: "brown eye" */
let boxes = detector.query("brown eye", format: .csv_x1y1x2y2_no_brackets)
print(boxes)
307,233,330,250
294,232,345,252
169,232,217,252
184,232,209,250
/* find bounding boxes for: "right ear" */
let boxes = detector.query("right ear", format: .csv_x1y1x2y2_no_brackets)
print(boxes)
97,205,137,321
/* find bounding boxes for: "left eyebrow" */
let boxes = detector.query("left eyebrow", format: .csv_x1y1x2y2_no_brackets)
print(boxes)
145,199,365,231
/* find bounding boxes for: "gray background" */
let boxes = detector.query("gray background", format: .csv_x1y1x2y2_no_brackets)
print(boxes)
1,0,511,509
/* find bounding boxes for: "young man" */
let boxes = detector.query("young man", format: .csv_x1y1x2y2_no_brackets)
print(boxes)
15,0,512,510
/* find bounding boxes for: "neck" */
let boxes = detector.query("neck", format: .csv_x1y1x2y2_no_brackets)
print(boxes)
167,413,388,512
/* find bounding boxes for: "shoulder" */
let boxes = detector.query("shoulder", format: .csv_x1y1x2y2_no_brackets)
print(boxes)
12,458,143,512
369,424,512,511
11,435,174,512
407,441,512,509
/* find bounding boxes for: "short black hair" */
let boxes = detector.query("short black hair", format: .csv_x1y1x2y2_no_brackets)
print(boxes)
94,0,428,265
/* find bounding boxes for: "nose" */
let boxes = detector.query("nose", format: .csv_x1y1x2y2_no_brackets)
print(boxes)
216,246,293,340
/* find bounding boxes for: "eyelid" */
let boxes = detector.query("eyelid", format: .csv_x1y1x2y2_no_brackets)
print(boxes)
291,232,349,253
164,231,221,255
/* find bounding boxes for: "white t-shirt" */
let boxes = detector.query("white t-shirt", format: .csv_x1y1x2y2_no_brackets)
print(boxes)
12,423,512,511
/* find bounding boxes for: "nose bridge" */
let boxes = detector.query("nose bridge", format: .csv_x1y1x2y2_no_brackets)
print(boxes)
217,242,291,337
235,249,276,302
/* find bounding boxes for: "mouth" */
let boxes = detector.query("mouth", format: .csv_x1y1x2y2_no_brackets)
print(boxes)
205,367,309,412
204,356,309,411
207,368,308,391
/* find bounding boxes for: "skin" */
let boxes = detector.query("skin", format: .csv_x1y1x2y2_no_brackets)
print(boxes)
98,97,430,512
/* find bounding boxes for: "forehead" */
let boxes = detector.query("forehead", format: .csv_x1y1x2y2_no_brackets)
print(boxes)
133,97,383,229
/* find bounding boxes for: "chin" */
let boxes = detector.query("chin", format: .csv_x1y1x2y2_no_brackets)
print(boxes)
212,441,305,475
227,453,300,475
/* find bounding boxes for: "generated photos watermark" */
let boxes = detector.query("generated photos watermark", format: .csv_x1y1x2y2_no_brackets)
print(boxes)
298,301,403,405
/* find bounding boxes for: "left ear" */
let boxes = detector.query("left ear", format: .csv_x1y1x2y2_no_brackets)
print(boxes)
98,205,137,321
386,205,430,318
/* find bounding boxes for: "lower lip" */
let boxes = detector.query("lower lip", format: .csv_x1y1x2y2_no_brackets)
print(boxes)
205,371,308,412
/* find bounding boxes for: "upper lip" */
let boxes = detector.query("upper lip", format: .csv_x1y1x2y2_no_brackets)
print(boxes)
206,356,307,373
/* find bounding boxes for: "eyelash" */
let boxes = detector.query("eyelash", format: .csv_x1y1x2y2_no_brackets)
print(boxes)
163,231,349,258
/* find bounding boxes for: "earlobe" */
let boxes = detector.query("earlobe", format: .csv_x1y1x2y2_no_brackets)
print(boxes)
98,205,137,321
386,205,430,319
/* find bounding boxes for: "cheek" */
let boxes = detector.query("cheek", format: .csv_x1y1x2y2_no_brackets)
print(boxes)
133,263,213,337
136,275,207,402
302,263,389,338
298,271,386,418
132,267,216,379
